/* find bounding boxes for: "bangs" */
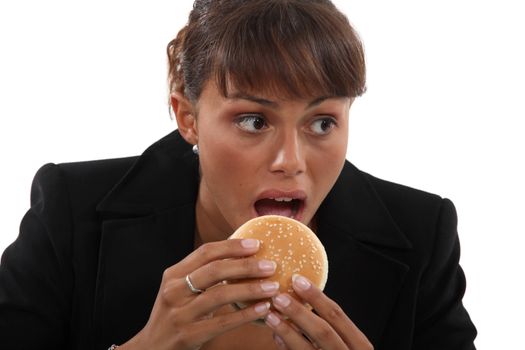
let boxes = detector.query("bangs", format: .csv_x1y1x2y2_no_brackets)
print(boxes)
212,1,366,100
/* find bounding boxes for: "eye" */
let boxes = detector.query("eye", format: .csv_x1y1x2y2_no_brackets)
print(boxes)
309,117,337,135
236,114,268,133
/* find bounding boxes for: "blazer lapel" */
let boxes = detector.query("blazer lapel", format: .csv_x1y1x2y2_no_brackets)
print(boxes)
93,131,200,346
317,162,412,346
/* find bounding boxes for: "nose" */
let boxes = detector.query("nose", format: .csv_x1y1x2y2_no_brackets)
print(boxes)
270,131,306,176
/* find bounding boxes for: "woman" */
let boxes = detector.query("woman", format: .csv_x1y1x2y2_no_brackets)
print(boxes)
0,0,476,349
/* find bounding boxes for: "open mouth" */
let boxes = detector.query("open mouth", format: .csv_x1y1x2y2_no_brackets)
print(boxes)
254,197,304,219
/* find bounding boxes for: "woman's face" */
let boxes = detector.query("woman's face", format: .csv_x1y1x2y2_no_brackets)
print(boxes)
191,80,351,237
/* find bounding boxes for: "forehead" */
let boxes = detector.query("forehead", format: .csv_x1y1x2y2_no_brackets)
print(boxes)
195,79,350,112
199,79,348,107
225,91,345,110
223,75,345,103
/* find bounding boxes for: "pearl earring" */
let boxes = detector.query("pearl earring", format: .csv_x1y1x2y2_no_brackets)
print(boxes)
192,144,199,155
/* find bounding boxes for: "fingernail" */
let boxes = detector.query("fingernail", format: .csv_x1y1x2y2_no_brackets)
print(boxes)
273,333,286,347
254,301,271,314
292,274,311,291
265,312,281,327
241,239,259,249
261,281,279,292
273,294,291,308
258,259,277,272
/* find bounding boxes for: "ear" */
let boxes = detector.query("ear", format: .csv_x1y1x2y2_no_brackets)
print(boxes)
171,92,198,145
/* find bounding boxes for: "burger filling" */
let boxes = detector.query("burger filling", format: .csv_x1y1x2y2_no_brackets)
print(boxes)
254,198,302,218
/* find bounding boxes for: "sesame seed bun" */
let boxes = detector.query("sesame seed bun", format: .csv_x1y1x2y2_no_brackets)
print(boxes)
228,215,328,308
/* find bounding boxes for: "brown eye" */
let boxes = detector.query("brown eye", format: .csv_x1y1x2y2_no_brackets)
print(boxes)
309,117,336,135
236,114,268,133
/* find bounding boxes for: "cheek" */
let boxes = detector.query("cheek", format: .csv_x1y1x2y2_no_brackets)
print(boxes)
312,149,345,180
308,137,347,189
330,129,349,170
198,136,256,191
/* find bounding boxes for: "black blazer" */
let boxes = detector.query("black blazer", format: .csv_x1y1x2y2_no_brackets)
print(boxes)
0,130,476,349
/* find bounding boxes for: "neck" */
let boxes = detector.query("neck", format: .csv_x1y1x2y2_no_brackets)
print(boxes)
194,183,233,248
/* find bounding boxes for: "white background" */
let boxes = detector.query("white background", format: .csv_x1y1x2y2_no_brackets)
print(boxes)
1,1,523,348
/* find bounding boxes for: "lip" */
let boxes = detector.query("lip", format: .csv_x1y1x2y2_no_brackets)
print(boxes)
252,189,307,222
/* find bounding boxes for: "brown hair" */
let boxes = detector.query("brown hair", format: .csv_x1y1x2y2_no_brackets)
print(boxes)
167,0,366,104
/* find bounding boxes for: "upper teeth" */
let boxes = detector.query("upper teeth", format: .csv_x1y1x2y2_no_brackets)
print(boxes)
273,197,293,202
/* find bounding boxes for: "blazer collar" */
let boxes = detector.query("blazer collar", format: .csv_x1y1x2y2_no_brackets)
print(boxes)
96,130,200,217
317,162,412,250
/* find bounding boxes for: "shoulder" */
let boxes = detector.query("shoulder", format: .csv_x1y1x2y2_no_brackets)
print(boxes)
46,156,138,184
30,156,139,210
32,130,186,195
367,167,454,219
363,169,457,229
335,161,453,229
30,130,195,218
361,169,448,224
357,167,458,263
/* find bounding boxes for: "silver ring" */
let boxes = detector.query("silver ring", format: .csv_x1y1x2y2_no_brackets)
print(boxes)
185,274,204,294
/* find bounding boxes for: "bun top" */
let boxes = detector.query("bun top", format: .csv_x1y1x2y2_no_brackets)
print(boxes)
229,215,328,300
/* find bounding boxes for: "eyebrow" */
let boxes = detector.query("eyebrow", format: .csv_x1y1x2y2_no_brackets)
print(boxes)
228,93,334,110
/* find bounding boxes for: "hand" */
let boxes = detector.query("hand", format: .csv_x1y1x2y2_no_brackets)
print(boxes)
265,274,373,350
120,239,279,350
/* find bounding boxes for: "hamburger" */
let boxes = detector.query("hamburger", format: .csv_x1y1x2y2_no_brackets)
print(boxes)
228,215,328,308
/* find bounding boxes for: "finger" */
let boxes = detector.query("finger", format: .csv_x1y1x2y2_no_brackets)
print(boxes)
264,311,314,349
272,293,347,350
184,280,280,318
292,274,373,349
189,256,277,291
166,239,261,278
187,301,271,346
158,277,196,308
159,258,276,310
273,333,288,349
